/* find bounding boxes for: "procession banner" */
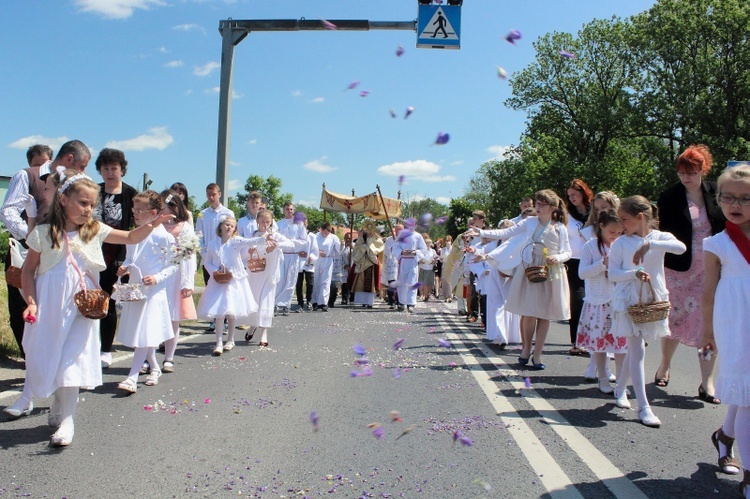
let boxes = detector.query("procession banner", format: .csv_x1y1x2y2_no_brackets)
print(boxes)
319,188,401,220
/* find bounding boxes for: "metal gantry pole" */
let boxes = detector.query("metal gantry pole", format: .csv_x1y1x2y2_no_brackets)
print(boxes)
215,18,416,204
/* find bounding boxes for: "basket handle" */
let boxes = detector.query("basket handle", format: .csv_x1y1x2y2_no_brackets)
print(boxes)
521,241,546,269
638,279,658,305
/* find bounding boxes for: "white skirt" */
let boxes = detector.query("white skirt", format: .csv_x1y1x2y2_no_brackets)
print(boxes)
117,281,175,348
197,274,258,320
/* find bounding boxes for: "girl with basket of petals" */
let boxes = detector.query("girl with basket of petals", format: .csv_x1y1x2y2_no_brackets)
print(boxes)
196,215,270,355
2,170,173,447
115,191,179,394
608,196,686,427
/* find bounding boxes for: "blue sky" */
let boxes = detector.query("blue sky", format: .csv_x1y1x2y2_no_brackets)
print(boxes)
1,0,655,209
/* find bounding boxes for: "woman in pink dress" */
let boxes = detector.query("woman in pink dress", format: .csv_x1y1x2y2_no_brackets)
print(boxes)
655,145,725,403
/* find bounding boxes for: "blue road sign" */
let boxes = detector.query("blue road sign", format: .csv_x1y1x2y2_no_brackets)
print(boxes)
417,4,461,50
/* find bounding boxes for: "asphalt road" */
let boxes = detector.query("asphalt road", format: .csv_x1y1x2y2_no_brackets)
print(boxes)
0,300,743,498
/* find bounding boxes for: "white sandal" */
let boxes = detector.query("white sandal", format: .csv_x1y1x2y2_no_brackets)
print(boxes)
144,370,162,386
117,378,137,394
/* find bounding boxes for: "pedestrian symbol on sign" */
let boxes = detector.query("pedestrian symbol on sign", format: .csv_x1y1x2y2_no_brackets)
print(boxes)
419,7,458,41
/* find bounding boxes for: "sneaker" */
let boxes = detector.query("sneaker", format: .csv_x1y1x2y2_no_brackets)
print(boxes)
305,303,312,311
100,351,113,369
598,379,614,394
295,307,303,313
207,322,216,332
638,406,661,427
223,341,235,352
614,388,631,409
213,342,223,356
283,307,290,316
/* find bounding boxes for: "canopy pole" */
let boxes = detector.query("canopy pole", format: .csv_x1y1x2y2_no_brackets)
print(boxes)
376,185,395,237
348,189,355,270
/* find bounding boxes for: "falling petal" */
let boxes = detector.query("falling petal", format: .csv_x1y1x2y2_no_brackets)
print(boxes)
355,358,370,366
396,45,405,57
144,405,153,411
345,80,359,91
505,30,522,44
524,377,532,389
438,338,451,348
404,106,415,119
411,282,422,291
398,175,405,185
421,213,433,225
404,217,417,229
353,344,366,356
392,338,405,350
204,398,211,404
449,362,457,367
453,430,462,443
560,50,576,59
390,410,403,422
496,66,508,80
435,215,449,225
460,436,473,447
350,370,361,378
359,90,370,97
321,19,337,30
434,132,450,145
396,424,418,440
392,367,402,378
372,427,385,440
310,411,320,431
389,109,397,118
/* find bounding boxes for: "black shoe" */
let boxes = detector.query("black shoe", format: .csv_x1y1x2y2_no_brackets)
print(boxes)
312,303,318,311
397,305,405,312
319,306,328,312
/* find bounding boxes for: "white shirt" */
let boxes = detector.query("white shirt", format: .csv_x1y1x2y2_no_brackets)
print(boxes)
0,160,53,240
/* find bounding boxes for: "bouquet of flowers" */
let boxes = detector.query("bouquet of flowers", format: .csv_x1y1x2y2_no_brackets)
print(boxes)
167,231,202,264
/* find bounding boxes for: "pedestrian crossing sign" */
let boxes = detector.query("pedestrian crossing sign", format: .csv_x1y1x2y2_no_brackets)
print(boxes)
417,5,461,50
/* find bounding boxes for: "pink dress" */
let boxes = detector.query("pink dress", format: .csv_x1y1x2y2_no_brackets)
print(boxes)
664,202,711,347
165,222,198,321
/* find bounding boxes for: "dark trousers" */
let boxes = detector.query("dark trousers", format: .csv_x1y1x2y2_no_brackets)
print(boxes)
479,293,487,326
566,259,585,345
296,271,314,306
5,247,25,358
341,282,350,304
328,282,339,307
99,263,125,353
386,282,398,305
468,273,479,318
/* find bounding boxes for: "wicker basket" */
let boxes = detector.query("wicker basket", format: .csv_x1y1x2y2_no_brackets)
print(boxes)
111,277,145,302
5,266,23,288
522,242,549,283
213,266,233,284
627,280,670,324
74,289,110,319
246,248,267,273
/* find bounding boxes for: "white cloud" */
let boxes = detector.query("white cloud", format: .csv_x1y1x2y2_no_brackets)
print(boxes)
248,139,257,145
309,97,325,103
184,89,193,96
435,196,452,205
173,23,204,33
291,90,302,97
296,199,319,207
448,160,464,166
158,46,168,53
486,144,512,161
229,161,241,167
194,61,220,77
75,0,165,19
304,156,337,173
105,127,173,151
378,159,440,177
421,175,457,183
164,60,184,68
227,179,243,191
8,135,69,151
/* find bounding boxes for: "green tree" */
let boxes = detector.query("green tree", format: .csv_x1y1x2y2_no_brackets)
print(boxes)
445,197,476,238
234,175,293,221
295,205,325,231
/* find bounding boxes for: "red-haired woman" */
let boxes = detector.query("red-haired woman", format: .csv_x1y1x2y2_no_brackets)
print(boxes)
565,179,594,355
655,145,725,403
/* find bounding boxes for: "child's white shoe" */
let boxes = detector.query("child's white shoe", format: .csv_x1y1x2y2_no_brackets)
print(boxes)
50,422,74,447
223,341,235,352
213,342,223,356
638,406,661,428
598,379,614,394
614,388,631,409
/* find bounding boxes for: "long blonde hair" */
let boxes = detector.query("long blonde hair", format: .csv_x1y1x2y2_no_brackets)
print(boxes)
585,191,620,227
47,169,101,249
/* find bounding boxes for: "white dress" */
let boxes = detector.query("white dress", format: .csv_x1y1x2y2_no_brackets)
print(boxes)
394,232,427,306
247,231,294,327
609,231,686,340
704,231,750,406
116,225,177,348
23,227,112,398
196,236,265,320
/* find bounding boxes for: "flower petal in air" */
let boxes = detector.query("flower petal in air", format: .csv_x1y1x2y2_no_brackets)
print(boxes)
524,377,532,389
505,30,522,44
560,50,576,59
396,45,405,57
393,338,405,350
411,282,422,291
389,109,397,118
496,66,509,80
321,19,337,30
345,80,359,91
435,132,450,145
404,106,415,119
359,90,370,97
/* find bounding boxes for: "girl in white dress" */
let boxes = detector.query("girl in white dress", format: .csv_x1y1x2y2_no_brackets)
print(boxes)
115,191,178,393
609,196,686,427
473,189,572,369
160,190,197,373
196,216,267,355
245,210,293,348
575,210,625,394
701,165,750,492
3,169,171,446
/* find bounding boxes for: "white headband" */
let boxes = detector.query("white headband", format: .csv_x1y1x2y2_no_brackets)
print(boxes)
59,173,91,194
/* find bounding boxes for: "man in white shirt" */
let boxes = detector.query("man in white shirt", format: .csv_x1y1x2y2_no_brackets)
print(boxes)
274,202,308,316
393,220,427,313
0,141,90,356
311,222,341,312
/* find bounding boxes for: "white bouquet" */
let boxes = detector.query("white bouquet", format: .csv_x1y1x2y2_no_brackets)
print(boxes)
168,231,202,264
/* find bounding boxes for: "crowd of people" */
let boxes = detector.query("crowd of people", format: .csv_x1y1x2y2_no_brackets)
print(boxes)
0,141,748,497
